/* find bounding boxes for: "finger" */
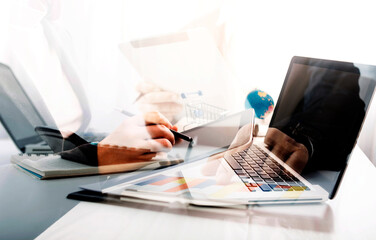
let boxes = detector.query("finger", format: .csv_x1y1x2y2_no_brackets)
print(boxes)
269,143,292,161
142,111,173,128
152,138,173,150
285,145,309,174
139,152,159,160
138,91,180,104
152,151,168,160
136,81,161,94
100,126,153,147
139,139,173,152
146,124,175,145
162,113,177,123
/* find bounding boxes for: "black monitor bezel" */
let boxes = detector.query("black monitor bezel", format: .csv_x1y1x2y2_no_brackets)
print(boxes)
269,56,376,199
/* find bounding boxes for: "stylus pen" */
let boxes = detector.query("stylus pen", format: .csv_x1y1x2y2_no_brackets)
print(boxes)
114,108,193,143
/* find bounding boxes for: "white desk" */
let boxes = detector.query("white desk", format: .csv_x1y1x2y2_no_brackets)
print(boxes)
34,145,376,240
1,136,376,240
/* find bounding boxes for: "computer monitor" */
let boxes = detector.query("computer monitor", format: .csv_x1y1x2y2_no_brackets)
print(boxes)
0,63,47,152
269,56,376,198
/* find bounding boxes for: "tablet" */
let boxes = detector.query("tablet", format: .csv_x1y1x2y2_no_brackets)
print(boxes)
168,109,254,162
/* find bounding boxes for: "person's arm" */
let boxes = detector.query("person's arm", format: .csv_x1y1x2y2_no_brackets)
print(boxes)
60,111,177,166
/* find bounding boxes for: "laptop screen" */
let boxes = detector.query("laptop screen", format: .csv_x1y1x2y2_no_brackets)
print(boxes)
268,56,376,198
0,63,46,151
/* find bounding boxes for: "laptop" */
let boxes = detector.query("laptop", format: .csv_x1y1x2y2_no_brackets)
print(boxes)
105,56,376,205
0,63,52,153
221,56,376,203
0,63,104,154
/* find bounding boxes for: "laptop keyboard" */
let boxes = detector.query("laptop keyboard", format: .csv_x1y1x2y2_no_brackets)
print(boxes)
226,145,310,192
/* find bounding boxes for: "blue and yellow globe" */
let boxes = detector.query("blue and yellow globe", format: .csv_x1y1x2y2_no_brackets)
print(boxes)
245,89,274,119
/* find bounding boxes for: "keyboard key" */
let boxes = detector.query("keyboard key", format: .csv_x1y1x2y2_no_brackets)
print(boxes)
245,183,258,188
295,181,305,187
259,184,272,192
269,183,282,190
226,158,242,170
264,179,276,183
268,173,278,178
259,174,270,179
235,170,246,174
290,186,305,191
273,177,284,182
241,178,251,182
248,173,259,177
276,181,288,185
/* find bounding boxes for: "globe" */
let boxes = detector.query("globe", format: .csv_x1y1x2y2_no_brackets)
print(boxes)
245,89,274,119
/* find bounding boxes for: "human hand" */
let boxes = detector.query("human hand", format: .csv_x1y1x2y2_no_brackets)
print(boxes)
98,111,178,165
135,81,183,123
264,128,309,174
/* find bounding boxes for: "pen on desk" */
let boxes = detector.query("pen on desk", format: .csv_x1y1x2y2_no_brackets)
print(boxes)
114,107,193,143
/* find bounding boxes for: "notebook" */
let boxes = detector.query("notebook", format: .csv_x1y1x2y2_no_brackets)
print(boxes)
95,56,376,206
10,153,183,180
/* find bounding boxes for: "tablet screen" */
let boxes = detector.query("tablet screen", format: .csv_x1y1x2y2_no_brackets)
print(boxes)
168,110,253,162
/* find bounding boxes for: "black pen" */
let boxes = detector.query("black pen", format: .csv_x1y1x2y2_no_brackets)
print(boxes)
169,129,193,142
114,108,193,143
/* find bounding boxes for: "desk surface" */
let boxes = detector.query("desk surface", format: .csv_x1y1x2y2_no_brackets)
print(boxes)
0,138,125,239
1,138,376,240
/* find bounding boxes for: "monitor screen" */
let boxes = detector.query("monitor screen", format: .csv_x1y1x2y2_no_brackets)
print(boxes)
269,57,376,198
0,63,46,151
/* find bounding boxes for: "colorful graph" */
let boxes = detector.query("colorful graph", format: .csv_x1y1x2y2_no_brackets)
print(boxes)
129,174,215,193
124,173,256,199
124,172,308,199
